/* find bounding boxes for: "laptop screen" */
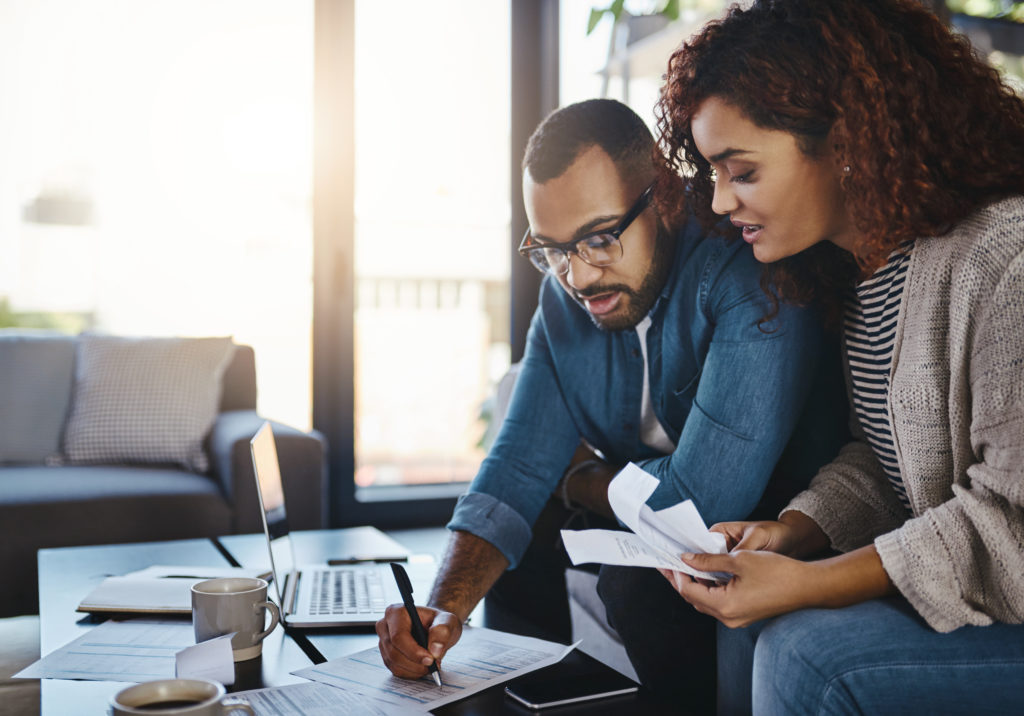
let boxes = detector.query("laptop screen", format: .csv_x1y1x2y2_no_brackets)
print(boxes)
250,421,297,606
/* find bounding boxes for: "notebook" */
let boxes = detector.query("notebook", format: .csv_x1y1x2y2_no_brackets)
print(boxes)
77,565,268,615
250,421,435,627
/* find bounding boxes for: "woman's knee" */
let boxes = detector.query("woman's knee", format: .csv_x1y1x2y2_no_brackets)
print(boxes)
751,611,840,715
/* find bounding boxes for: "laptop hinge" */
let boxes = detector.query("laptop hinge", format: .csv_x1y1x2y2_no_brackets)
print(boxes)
284,570,301,616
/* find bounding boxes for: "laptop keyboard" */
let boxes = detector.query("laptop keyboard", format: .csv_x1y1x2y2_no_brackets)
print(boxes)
309,568,387,615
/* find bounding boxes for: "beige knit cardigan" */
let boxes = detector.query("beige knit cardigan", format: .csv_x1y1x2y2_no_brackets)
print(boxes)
785,195,1024,633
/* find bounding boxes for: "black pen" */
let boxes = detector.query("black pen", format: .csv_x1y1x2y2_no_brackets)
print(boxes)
390,562,442,688
327,555,408,566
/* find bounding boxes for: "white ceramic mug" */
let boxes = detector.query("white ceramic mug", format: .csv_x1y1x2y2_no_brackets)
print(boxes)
191,577,280,661
110,678,254,715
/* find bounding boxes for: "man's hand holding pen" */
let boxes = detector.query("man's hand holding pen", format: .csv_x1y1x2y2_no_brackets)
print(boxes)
376,602,462,683
379,562,460,688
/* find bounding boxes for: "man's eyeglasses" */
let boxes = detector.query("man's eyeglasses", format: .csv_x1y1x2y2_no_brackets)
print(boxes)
518,186,653,276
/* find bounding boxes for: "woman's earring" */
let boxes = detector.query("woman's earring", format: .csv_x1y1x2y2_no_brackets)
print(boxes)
842,165,852,174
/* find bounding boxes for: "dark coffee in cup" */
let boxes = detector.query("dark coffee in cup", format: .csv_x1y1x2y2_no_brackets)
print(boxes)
110,678,254,715
135,700,205,711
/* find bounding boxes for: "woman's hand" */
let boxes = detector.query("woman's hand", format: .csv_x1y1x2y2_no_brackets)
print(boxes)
710,510,830,558
710,520,798,554
658,550,817,628
659,545,896,628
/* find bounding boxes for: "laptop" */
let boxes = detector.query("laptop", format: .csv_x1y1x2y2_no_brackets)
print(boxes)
250,421,434,627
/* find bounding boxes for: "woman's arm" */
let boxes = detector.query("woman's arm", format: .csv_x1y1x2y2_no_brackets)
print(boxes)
712,509,831,558
660,541,895,628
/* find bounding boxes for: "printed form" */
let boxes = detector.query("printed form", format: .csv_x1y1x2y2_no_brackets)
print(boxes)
292,626,577,711
561,462,731,581
234,682,420,716
15,619,195,682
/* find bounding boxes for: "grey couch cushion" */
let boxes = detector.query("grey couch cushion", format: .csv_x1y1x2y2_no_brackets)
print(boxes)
63,335,235,472
0,333,75,464
0,465,228,504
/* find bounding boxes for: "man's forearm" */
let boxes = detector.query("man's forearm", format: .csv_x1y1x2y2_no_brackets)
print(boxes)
426,530,510,622
564,461,617,519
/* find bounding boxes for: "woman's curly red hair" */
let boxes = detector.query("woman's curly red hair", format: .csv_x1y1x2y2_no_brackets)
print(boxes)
655,0,1024,322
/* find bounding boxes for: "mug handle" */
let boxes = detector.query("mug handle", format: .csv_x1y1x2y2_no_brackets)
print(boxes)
253,600,280,644
221,697,255,715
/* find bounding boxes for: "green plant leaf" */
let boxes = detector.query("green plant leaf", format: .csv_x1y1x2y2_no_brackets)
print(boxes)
661,0,680,21
587,7,606,35
610,0,626,20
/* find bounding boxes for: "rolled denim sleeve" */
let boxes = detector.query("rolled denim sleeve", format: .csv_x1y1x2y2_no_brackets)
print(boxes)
447,295,582,568
446,492,534,568
641,248,826,524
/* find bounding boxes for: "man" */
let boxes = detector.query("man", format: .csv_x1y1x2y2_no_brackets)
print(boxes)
376,99,846,703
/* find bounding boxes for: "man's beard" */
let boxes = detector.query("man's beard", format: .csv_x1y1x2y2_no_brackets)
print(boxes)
575,225,674,332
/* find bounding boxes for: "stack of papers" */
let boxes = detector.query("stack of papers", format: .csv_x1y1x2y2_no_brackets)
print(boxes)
561,462,730,581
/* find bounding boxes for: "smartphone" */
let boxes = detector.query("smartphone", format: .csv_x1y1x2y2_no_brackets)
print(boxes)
504,669,639,710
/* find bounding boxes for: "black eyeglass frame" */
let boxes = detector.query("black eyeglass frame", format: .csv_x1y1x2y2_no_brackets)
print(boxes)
517,185,654,275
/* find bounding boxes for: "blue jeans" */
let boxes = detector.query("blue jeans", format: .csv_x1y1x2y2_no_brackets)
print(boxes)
718,598,1024,715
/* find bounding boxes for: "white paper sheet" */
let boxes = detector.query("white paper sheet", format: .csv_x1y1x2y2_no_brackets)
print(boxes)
292,626,578,711
233,682,420,716
562,462,731,581
15,619,195,682
175,633,236,685
561,529,698,571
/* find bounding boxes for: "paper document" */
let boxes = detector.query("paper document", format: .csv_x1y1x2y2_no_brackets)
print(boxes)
233,682,420,716
77,565,267,614
15,619,195,682
175,633,235,685
561,462,730,581
292,626,578,711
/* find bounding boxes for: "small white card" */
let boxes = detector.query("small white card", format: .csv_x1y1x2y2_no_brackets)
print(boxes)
175,633,236,685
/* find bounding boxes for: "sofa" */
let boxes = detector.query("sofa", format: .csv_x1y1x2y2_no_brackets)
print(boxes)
0,332,326,617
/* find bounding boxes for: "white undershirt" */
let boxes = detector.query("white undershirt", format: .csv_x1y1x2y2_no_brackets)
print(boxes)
635,316,676,453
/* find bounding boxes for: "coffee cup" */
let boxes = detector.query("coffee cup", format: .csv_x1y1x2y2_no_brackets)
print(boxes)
110,677,253,715
191,577,280,661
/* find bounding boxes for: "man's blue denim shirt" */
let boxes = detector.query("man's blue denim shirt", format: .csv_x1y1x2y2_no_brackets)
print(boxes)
448,218,843,568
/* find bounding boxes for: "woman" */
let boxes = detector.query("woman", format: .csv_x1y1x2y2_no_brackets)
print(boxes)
652,0,1024,713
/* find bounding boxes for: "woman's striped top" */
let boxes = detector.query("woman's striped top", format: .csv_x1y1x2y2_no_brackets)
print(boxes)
843,241,915,512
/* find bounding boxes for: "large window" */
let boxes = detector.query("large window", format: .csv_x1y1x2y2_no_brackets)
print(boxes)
351,1,512,490
3,0,532,528
0,0,314,430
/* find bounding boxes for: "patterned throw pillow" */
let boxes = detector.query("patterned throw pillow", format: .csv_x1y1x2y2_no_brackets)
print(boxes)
62,335,235,473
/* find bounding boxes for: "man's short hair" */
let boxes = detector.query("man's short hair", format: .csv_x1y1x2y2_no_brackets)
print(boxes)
522,99,655,184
